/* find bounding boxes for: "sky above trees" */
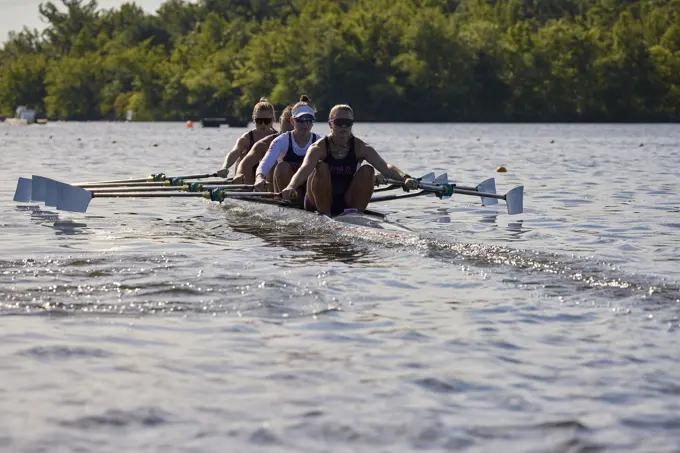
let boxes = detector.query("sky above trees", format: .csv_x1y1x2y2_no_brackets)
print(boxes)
0,0,164,41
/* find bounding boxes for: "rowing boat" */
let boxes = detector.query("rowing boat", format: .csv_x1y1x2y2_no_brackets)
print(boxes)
230,194,413,232
12,171,523,232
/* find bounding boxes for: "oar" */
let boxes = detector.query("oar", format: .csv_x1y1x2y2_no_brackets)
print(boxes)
73,172,220,186
370,191,431,203
371,177,497,205
12,175,240,204
383,178,523,215
374,174,497,206
374,172,436,192
13,177,32,202
77,179,232,188
85,184,254,193
55,181,282,213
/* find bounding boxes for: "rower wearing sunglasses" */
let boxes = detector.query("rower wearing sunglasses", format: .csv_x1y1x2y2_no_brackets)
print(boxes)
280,103,418,216
216,97,277,178
231,105,295,186
253,95,320,194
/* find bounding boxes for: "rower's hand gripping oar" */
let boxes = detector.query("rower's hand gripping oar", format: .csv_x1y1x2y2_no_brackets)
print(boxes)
374,172,436,192
383,178,523,215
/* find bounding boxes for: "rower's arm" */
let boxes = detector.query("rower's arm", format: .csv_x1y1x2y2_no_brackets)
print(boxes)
360,143,410,181
255,137,284,179
222,136,249,170
236,140,268,176
286,145,324,190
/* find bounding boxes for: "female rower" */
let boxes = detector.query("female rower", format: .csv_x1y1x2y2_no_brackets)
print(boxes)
280,104,418,216
216,97,277,178
231,105,294,185
253,95,320,194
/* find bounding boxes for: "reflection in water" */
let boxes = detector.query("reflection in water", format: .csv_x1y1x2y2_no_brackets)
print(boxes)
14,205,40,212
507,219,526,237
206,207,381,265
479,214,498,224
50,221,89,236
19,206,91,236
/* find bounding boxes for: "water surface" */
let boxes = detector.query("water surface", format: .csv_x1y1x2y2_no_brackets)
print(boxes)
1,121,679,452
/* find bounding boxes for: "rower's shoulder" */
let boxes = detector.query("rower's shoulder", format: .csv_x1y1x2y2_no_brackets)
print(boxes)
352,136,372,152
235,131,253,145
269,132,288,145
309,134,326,151
255,132,278,145
238,129,255,139
311,133,326,146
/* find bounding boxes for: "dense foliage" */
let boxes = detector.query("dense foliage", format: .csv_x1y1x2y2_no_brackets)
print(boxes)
1,0,679,121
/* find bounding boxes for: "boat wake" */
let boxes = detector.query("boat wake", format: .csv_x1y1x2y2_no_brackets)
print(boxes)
3,198,677,321
220,199,680,315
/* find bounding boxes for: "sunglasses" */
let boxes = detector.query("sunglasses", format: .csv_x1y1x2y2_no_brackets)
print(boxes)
254,117,273,125
294,116,315,124
332,118,354,128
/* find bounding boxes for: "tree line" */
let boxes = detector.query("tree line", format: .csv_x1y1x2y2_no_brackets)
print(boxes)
1,0,679,122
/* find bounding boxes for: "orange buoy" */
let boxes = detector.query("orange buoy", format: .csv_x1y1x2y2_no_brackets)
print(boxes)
496,166,507,173
186,120,194,128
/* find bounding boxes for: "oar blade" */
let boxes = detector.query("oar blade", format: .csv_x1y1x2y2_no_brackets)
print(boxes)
13,177,32,202
56,183,93,213
505,186,524,215
44,178,59,207
428,173,448,197
420,172,435,183
31,175,48,202
477,178,498,206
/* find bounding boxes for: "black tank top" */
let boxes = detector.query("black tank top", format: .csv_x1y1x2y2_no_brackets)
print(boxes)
324,136,357,196
283,132,318,165
248,129,278,149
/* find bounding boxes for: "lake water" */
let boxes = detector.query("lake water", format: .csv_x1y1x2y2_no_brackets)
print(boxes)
1,121,679,452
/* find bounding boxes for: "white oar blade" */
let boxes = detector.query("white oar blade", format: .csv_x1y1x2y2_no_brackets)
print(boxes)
478,178,498,206
13,177,32,202
31,175,48,202
419,172,435,183
428,173,448,197
44,178,59,207
433,173,448,184
505,186,524,215
56,183,92,213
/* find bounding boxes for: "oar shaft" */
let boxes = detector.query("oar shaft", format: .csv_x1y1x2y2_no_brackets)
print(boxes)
384,179,503,200
446,187,505,200
91,192,208,199
87,184,253,193
370,191,429,203
89,186,186,193
79,181,172,188
201,185,253,190
78,179,232,188
74,172,219,186
88,190,279,200
418,182,504,200
384,179,484,193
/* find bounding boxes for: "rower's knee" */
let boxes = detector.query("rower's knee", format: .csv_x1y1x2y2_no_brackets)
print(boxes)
315,161,330,176
309,162,331,192
355,165,374,181
275,161,295,177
